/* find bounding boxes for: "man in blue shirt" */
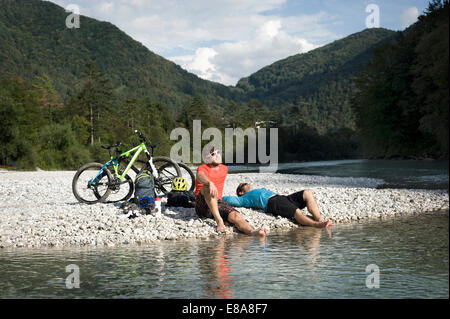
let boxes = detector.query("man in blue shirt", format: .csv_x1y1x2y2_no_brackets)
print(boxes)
223,183,332,228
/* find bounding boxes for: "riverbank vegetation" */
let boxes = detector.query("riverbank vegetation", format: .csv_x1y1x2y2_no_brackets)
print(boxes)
351,0,449,159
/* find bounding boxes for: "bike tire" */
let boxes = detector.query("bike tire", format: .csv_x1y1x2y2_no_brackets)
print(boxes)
102,173,134,203
161,162,195,193
136,157,182,197
72,162,112,204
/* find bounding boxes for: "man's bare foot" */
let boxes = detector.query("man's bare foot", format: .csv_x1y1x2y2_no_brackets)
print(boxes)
314,220,333,228
252,226,267,237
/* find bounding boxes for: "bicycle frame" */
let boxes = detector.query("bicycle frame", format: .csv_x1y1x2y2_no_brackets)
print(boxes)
89,142,158,186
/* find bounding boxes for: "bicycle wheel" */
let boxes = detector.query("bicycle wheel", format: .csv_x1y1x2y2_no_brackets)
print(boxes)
145,157,181,197
103,173,134,203
161,162,195,193
72,163,112,204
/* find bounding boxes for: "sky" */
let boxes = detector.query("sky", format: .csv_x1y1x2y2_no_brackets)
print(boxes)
47,0,431,86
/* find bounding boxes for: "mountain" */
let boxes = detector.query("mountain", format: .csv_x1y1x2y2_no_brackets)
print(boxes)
0,0,407,169
0,0,397,132
236,28,397,133
0,0,236,116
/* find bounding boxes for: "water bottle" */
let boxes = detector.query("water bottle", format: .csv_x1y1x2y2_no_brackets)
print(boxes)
154,196,162,217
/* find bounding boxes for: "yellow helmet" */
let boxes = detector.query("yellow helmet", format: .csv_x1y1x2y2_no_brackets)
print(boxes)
171,177,188,191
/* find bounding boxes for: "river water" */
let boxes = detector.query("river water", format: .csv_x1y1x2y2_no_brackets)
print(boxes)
0,210,448,299
0,160,448,299
231,159,449,190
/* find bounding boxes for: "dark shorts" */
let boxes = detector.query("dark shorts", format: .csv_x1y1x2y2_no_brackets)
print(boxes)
266,191,306,219
195,192,236,221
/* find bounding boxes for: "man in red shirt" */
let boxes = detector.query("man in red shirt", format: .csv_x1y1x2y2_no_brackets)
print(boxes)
195,147,266,237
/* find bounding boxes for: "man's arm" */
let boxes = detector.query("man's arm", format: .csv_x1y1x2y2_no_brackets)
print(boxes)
222,195,245,207
196,170,218,198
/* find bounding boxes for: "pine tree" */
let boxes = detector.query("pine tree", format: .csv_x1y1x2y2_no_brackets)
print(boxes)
74,61,113,145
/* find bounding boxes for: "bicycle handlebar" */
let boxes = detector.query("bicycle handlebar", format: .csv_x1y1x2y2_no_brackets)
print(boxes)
135,129,151,146
135,129,146,140
135,130,161,151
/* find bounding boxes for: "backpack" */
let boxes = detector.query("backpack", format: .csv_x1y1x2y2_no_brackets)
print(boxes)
134,170,156,201
166,190,195,208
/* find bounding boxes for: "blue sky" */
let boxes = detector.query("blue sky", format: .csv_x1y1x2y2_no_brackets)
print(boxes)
48,0,431,85
261,0,429,39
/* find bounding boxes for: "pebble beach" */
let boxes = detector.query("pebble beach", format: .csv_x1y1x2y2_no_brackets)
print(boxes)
0,169,448,248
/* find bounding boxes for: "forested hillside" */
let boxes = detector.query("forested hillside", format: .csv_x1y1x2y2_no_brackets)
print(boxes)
237,28,396,133
0,0,237,115
351,0,449,159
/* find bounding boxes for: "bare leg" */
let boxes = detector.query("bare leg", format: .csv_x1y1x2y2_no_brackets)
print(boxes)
201,185,226,232
293,209,332,228
303,189,323,222
228,211,267,237
200,186,266,236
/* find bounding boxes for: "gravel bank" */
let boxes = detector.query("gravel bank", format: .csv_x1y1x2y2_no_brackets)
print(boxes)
0,170,448,248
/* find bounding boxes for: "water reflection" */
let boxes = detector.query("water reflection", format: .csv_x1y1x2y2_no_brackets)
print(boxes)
198,236,235,298
295,228,322,272
197,227,332,299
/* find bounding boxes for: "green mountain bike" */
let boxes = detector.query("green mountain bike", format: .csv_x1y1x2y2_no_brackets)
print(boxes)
72,130,181,204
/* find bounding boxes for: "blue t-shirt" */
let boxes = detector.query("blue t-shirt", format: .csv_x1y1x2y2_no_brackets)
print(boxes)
222,188,277,212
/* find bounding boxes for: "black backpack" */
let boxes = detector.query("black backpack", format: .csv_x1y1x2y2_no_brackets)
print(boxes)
134,170,156,200
166,190,195,208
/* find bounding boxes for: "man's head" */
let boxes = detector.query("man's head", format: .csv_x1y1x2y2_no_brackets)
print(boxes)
203,146,222,166
236,183,252,196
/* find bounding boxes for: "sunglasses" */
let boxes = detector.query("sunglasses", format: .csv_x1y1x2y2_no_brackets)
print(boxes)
209,150,220,157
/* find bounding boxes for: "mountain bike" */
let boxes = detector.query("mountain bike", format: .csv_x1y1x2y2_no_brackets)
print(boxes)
133,160,196,197
72,130,181,204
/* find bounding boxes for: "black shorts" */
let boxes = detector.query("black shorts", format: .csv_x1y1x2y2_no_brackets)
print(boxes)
195,192,236,221
266,191,306,219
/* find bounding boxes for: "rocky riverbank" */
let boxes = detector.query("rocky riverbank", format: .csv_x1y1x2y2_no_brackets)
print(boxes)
0,170,448,248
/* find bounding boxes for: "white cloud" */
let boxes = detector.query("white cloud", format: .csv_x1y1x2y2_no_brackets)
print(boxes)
400,7,420,29
171,47,220,81
46,0,338,85
98,2,114,15
115,1,338,55
170,19,320,85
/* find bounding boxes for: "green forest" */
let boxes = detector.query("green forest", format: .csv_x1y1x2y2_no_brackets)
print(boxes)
351,0,449,159
0,0,448,170
236,28,396,133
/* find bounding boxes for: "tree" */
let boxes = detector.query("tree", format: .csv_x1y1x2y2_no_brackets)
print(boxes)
32,74,62,124
179,95,212,130
350,1,449,158
0,76,44,168
412,0,449,155
73,61,113,145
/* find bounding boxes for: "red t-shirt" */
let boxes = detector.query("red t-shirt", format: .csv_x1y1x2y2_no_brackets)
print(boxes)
195,164,228,200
